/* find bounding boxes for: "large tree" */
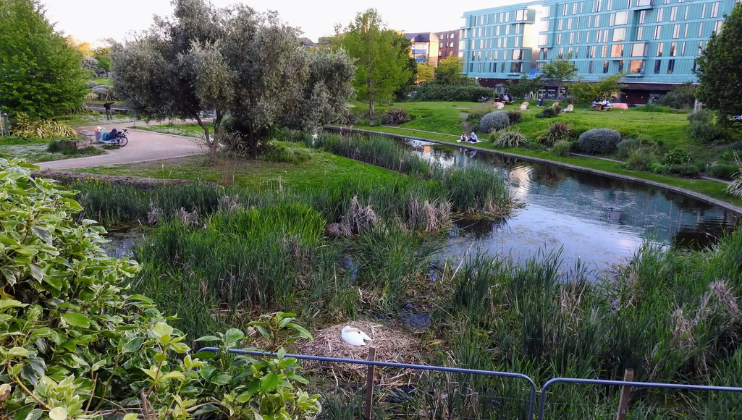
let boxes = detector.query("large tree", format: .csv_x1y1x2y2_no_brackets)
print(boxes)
541,59,578,96
506,74,543,100
569,73,627,103
113,0,354,158
695,3,742,124
435,56,467,85
338,9,411,115
416,62,435,84
0,0,87,117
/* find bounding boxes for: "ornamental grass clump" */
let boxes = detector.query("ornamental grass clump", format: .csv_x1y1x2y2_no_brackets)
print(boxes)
492,128,527,148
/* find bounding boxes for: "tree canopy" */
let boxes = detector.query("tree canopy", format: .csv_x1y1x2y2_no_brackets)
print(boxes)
506,74,543,100
696,3,742,123
435,56,467,85
569,73,627,103
337,9,412,114
416,62,435,84
0,0,87,117
541,59,578,93
113,0,354,158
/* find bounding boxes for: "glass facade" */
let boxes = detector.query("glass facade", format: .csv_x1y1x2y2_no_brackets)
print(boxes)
460,0,736,84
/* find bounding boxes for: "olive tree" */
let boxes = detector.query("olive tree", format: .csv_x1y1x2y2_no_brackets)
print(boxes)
113,0,354,158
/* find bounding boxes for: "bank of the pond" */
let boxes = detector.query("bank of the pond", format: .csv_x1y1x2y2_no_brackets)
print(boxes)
327,125,742,214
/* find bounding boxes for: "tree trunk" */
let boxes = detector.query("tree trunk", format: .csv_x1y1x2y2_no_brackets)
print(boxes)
369,100,375,116
194,114,216,159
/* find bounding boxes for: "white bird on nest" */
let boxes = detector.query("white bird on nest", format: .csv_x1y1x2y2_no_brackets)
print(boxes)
341,326,372,346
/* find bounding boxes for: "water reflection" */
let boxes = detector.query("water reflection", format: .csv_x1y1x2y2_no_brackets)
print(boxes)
407,140,739,271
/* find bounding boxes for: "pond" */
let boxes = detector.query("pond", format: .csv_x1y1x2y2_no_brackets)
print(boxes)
407,140,740,273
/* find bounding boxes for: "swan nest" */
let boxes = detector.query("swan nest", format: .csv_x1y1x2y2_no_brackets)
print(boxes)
299,321,422,382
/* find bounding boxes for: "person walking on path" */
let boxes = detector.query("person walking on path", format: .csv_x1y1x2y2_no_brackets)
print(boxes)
103,102,114,120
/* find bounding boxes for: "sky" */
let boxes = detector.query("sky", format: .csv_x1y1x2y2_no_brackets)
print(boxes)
43,0,523,46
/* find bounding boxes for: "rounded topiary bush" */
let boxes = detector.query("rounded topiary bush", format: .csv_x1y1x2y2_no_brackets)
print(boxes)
479,111,510,133
86,81,98,88
577,128,621,154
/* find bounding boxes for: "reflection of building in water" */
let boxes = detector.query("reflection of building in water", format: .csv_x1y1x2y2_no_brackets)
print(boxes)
507,166,532,201
423,145,431,154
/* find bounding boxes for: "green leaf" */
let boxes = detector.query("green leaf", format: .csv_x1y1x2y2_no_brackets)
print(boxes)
43,274,64,290
210,372,231,386
194,335,220,342
286,372,309,385
224,328,244,344
260,373,280,393
286,323,313,341
277,348,286,359
62,313,90,328
123,415,138,420
160,371,185,381
29,263,44,281
236,391,254,403
22,408,43,420
122,337,144,353
31,226,52,244
48,407,67,420
0,299,27,309
151,322,173,338
8,347,34,358
255,325,271,340
168,341,190,354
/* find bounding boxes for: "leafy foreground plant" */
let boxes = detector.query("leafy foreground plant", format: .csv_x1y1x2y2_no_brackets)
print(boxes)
0,159,320,419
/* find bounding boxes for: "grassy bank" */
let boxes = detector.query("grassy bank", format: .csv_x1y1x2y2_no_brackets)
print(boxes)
341,125,742,208
0,135,105,162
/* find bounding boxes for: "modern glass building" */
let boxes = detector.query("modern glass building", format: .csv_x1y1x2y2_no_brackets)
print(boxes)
460,0,738,102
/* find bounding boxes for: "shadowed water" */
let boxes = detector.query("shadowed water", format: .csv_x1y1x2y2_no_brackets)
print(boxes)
406,140,739,273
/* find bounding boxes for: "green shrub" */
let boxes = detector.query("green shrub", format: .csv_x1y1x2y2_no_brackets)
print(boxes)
637,104,672,113
536,107,559,118
577,128,621,154
479,111,510,133
688,109,712,123
669,162,701,177
506,110,523,125
616,138,656,159
492,129,527,148
657,82,696,109
708,163,740,180
650,161,668,173
414,81,496,102
552,140,573,157
544,121,571,145
261,143,312,163
626,147,655,171
730,142,742,151
729,174,742,198
11,113,79,139
690,121,722,143
663,147,692,166
382,108,410,126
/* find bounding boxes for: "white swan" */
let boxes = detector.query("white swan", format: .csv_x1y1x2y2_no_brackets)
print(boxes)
341,326,372,346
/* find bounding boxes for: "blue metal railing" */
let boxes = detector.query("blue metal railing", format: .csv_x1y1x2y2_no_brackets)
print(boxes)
199,347,742,419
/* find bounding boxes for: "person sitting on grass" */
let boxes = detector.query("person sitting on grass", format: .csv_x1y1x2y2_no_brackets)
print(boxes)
458,131,469,142
469,132,479,143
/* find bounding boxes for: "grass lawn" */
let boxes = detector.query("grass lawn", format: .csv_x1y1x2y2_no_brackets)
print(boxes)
87,77,111,86
136,123,214,138
351,100,731,164
71,142,405,190
52,112,136,128
0,136,106,163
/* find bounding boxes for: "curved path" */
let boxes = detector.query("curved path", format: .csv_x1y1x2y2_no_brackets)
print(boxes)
37,128,206,170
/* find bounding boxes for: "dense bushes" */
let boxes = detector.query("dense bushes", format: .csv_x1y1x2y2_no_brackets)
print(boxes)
552,140,573,157
383,108,410,126
506,110,523,125
626,147,655,171
479,111,510,133
657,82,696,109
536,107,560,118
662,147,692,166
616,138,654,159
690,121,722,143
708,163,740,180
577,128,621,154
414,81,495,102
12,113,78,139
544,121,571,145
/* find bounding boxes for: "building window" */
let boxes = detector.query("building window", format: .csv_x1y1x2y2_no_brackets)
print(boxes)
539,34,548,45
681,41,686,55
631,42,648,56
570,32,575,44
714,20,723,34
698,41,704,55
603,60,609,73
698,22,703,37
516,24,521,35
597,0,603,13
515,37,520,47
613,28,627,41
702,3,707,19
594,15,600,27
515,9,528,21
670,6,677,21
673,24,680,38
506,25,510,35
657,8,663,22
657,43,664,56
540,48,547,59
618,60,624,72
559,47,564,58
589,60,595,73
711,2,720,18
639,10,646,24
501,62,506,72
653,60,661,73
568,18,573,29
511,62,523,73
636,0,652,6
611,11,628,26
654,25,661,39
684,23,689,37
596,30,602,43
573,2,579,14
591,45,597,58
557,33,563,44
603,29,609,41
559,19,564,30
581,2,584,14
637,26,644,40
563,3,568,15
629,60,645,73
544,5,551,17
611,44,624,57
670,41,677,56
498,38,502,47
607,0,613,11
684,5,689,20
601,45,608,57
668,59,675,74
469,63,474,72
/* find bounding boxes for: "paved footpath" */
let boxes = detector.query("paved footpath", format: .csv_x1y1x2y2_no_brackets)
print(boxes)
37,127,207,170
